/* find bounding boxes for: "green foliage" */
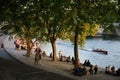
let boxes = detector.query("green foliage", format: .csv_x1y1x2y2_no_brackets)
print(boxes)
1,0,119,60
38,0,71,41
66,0,119,48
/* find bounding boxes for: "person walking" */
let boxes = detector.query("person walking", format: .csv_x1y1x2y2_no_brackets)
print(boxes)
34,47,42,65
1,38,4,48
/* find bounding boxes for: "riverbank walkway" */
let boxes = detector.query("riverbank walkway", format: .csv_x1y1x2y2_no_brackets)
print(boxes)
4,36,120,80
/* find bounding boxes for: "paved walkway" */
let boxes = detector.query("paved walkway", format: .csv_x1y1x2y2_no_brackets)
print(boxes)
4,37,76,79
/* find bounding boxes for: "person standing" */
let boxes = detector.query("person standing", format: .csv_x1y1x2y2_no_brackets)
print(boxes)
58,50,62,61
34,47,42,65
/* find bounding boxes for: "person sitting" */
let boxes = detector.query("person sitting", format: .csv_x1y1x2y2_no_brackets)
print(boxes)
105,65,112,74
72,57,75,64
94,65,98,74
111,66,115,75
66,56,71,62
42,51,47,57
116,68,120,76
73,66,83,76
82,66,87,75
89,66,93,75
75,59,81,68
105,67,108,74
87,60,93,67
60,55,63,61
50,52,53,58
14,39,20,49
61,56,67,62
83,60,87,66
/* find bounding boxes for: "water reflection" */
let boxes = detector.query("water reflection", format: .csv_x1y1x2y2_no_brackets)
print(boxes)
102,35,120,41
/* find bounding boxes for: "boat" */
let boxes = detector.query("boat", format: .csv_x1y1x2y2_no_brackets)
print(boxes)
92,48,108,55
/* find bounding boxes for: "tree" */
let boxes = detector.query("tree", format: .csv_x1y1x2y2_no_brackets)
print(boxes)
67,0,118,64
66,0,97,64
1,0,42,57
0,0,9,22
1,0,119,61
38,0,71,61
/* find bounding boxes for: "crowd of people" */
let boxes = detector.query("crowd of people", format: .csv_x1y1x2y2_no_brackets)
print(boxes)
14,36,27,50
13,36,43,65
53,50,120,76
11,36,120,76
56,50,120,76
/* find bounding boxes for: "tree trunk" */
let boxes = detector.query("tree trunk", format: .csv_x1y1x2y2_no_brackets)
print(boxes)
74,25,79,64
50,38,57,61
46,20,57,61
25,36,31,57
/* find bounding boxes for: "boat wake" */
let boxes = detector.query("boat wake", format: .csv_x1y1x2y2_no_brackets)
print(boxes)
81,48,92,52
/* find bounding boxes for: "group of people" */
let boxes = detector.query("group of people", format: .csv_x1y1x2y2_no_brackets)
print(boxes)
73,66,87,76
105,65,115,75
83,60,93,67
105,65,120,76
58,50,71,62
35,49,120,77
73,59,98,76
89,65,98,74
12,37,120,77
14,36,27,50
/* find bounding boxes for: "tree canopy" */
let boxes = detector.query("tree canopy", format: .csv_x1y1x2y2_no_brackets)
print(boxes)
1,0,120,61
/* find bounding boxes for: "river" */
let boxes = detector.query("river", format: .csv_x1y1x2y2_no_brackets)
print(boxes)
40,37,120,70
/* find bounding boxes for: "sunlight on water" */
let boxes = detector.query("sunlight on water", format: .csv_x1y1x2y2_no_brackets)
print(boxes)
40,38,120,70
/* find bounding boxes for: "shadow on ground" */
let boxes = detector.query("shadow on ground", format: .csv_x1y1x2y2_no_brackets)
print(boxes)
0,58,72,80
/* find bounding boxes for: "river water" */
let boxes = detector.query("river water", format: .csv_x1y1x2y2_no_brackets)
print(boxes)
40,37,120,70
